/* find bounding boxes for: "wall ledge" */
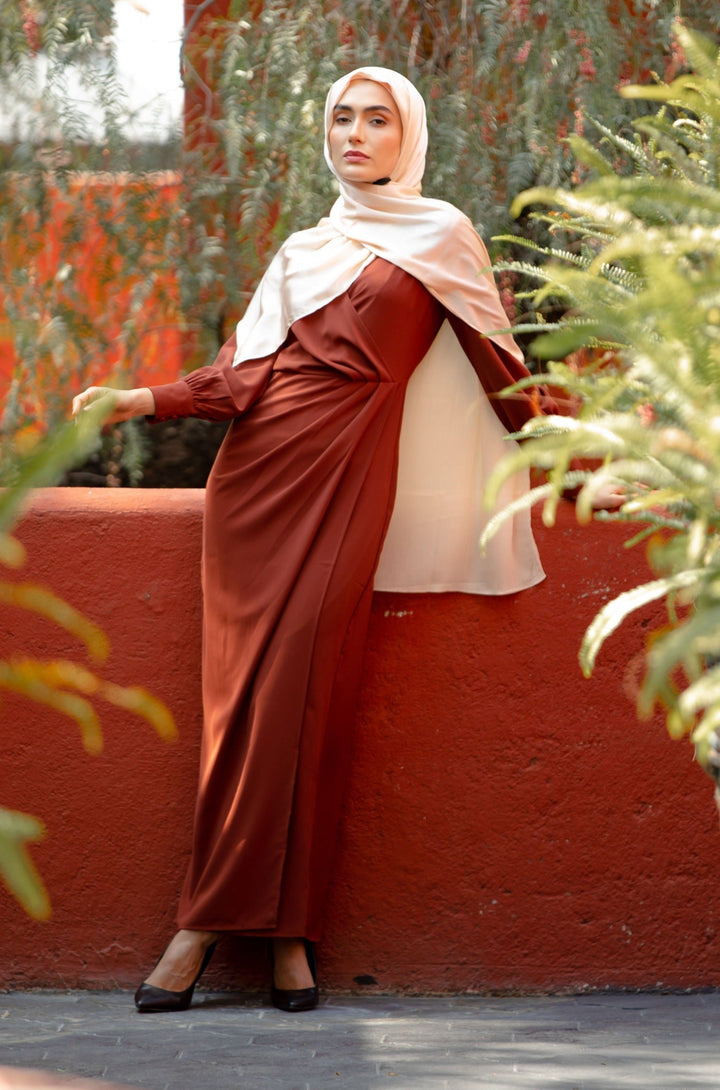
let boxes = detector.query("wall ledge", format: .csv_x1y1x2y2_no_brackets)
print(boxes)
2,488,718,993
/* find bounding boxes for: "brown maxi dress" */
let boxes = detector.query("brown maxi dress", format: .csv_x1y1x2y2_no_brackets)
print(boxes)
148,257,542,942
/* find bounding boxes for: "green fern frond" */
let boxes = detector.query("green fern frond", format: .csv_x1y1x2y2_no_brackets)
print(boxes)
0,807,49,921
584,115,656,172
565,134,615,177
491,21,720,770
480,482,556,548
492,234,593,267
580,570,704,678
0,582,109,663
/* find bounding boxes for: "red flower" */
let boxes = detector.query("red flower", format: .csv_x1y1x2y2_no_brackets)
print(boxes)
338,21,354,46
514,40,532,65
21,1,42,55
637,403,656,427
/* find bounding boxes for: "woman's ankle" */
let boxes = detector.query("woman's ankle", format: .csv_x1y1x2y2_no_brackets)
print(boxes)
272,938,314,990
145,929,217,990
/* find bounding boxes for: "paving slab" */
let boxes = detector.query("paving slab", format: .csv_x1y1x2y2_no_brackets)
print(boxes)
1,990,720,1089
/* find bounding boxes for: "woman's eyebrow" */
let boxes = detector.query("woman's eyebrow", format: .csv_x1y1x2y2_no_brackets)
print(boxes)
333,103,394,115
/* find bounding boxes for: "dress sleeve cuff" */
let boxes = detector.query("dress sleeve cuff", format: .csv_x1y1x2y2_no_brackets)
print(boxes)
146,380,196,422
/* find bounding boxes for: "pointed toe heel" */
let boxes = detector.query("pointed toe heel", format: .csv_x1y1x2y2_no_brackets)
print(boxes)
270,982,319,1013
134,941,216,1014
271,940,319,1013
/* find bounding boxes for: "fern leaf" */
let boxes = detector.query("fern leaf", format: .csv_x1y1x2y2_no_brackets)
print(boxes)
480,483,555,549
565,134,615,177
98,681,177,742
0,661,103,754
580,570,704,678
0,807,49,921
0,583,109,663
0,534,26,568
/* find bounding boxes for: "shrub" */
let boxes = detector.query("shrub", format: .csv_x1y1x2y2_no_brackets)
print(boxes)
486,21,720,771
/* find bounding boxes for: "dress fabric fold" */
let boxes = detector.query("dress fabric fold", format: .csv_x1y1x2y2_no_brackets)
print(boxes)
149,259,547,938
152,259,444,937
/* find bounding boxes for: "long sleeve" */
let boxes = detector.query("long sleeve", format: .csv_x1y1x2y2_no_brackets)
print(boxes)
149,333,274,423
446,312,559,434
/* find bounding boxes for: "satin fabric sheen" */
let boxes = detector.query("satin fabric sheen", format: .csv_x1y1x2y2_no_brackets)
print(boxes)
144,67,555,938
230,67,542,594
150,261,546,936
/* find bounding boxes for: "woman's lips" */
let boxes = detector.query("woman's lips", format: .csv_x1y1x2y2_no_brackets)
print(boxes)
344,151,369,160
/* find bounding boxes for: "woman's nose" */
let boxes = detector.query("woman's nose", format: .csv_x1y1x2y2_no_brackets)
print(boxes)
349,119,364,142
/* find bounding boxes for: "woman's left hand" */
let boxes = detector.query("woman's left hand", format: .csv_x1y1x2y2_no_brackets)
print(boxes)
72,386,155,424
590,480,626,509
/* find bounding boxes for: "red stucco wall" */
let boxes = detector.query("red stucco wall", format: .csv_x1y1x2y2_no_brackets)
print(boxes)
2,489,719,995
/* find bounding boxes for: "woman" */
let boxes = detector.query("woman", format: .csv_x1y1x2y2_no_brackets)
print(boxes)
73,67,618,1013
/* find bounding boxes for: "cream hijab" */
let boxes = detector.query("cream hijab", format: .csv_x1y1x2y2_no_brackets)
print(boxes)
232,67,544,595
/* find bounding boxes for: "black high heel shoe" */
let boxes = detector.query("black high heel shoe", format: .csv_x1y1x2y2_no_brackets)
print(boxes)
134,940,217,1013
271,939,318,1013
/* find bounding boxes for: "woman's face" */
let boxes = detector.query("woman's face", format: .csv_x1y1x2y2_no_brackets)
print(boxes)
328,79,403,185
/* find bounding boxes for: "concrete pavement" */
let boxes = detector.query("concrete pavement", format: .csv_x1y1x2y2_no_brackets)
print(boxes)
1,989,720,1089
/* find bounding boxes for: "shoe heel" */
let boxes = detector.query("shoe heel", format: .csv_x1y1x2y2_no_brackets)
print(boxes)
134,940,217,1014
270,939,318,1013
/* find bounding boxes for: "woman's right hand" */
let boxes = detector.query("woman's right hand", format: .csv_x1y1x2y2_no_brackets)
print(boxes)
71,386,155,425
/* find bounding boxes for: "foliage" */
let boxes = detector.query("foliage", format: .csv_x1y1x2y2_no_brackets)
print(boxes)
485,21,720,771
0,170,184,483
0,403,177,919
2,0,720,484
179,0,720,357
0,0,184,484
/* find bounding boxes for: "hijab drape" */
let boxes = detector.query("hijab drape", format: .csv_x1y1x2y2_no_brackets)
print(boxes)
232,67,543,594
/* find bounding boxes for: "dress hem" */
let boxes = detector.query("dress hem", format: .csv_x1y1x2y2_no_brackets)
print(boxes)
373,570,546,595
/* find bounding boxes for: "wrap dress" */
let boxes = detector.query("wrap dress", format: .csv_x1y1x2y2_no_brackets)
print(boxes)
148,257,544,941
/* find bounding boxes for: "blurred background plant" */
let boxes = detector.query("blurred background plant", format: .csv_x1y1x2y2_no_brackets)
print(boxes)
485,20,720,776
1,0,719,485
0,402,176,919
